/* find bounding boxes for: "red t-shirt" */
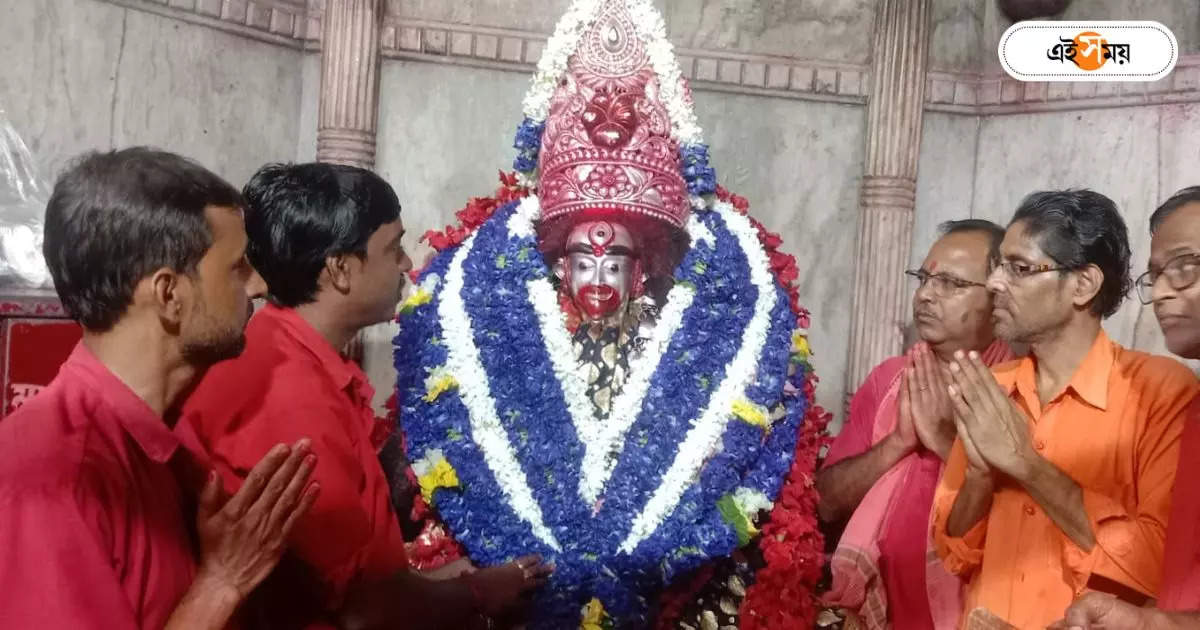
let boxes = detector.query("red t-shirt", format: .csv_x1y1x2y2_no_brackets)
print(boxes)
0,344,197,629
1159,395,1200,611
179,305,407,628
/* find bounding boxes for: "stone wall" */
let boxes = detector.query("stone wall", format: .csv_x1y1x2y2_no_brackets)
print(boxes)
6,0,1200,420
0,0,307,186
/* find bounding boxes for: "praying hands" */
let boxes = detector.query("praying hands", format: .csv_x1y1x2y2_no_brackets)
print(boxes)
945,350,1037,480
944,350,1096,550
898,344,957,459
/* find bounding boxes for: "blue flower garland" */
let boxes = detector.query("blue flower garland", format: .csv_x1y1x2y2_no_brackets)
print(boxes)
512,118,545,174
395,202,801,628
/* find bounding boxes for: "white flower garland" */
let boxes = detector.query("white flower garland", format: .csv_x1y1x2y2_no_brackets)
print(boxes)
625,0,704,145
687,212,715,247
578,245,695,505
522,0,602,122
507,196,698,505
509,198,597,460
527,270,606,464
521,0,705,150
618,201,777,553
439,230,562,551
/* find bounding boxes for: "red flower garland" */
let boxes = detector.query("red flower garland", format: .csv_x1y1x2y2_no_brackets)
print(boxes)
421,171,528,253
718,185,828,629
739,404,831,630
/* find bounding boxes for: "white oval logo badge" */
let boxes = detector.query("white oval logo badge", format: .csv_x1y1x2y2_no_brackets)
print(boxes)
999,21,1177,82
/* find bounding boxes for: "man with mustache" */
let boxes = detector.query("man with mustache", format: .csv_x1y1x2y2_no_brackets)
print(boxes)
933,190,1198,630
818,219,1013,629
1050,186,1200,630
0,147,319,629
178,163,551,629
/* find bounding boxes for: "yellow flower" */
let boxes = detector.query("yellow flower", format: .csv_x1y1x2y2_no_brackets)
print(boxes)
732,398,769,430
417,457,460,503
791,330,810,357
398,287,433,315
580,598,607,630
423,369,458,403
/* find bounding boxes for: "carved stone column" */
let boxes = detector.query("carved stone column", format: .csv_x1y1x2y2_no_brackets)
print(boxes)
317,0,382,170
317,0,383,361
845,0,933,404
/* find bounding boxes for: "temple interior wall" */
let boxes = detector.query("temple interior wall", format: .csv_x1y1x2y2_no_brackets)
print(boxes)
4,0,1200,425
0,0,308,189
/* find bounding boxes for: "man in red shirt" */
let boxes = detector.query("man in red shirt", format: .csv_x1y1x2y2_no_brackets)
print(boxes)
0,147,319,629
180,162,552,629
1052,187,1200,629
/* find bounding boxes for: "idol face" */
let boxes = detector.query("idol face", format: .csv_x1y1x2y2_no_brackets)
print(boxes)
557,221,638,323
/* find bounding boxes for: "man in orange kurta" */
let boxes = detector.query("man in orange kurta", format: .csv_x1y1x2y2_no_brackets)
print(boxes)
1049,188,1200,630
931,190,1199,630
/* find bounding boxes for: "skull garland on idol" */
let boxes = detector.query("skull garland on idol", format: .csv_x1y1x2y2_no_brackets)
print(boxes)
393,1,830,627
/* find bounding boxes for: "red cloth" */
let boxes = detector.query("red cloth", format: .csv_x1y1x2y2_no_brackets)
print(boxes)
824,340,1014,630
824,356,943,630
0,343,196,630
823,357,906,468
1159,395,1200,611
179,305,407,628
877,453,943,630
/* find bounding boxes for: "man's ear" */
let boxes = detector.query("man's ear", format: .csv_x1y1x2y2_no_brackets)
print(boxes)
145,267,185,327
326,254,354,294
1072,264,1104,310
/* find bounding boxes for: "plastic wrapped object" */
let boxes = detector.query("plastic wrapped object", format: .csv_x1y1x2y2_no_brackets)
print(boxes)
0,108,52,289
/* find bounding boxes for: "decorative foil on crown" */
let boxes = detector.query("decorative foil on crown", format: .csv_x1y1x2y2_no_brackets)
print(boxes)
536,0,690,229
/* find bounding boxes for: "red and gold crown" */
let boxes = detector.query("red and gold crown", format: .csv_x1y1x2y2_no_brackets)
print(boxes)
536,1,690,231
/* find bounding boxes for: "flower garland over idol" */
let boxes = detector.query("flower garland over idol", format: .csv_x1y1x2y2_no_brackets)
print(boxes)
392,0,832,627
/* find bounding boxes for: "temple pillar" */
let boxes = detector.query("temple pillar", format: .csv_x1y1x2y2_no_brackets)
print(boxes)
317,0,382,169
845,0,933,406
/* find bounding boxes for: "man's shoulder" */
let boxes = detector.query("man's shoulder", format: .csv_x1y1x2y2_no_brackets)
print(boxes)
866,355,907,384
183,327,345,438
192,319,333,403
1113,346,1198,393
0,381,133,509
0,377,91,483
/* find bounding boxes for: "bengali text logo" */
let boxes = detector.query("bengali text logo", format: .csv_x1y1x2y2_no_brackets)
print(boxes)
999,21,1177,81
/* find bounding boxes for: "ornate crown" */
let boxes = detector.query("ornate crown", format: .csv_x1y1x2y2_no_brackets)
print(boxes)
537,1,688,228
512,0,717,233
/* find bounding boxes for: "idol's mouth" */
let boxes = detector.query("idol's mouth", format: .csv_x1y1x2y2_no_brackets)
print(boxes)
585,286,617,303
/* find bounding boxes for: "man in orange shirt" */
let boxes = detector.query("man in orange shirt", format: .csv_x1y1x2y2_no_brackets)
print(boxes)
1051,189,1200,629
931,189,1198,629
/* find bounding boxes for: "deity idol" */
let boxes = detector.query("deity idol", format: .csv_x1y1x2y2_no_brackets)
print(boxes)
392,1,829,627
